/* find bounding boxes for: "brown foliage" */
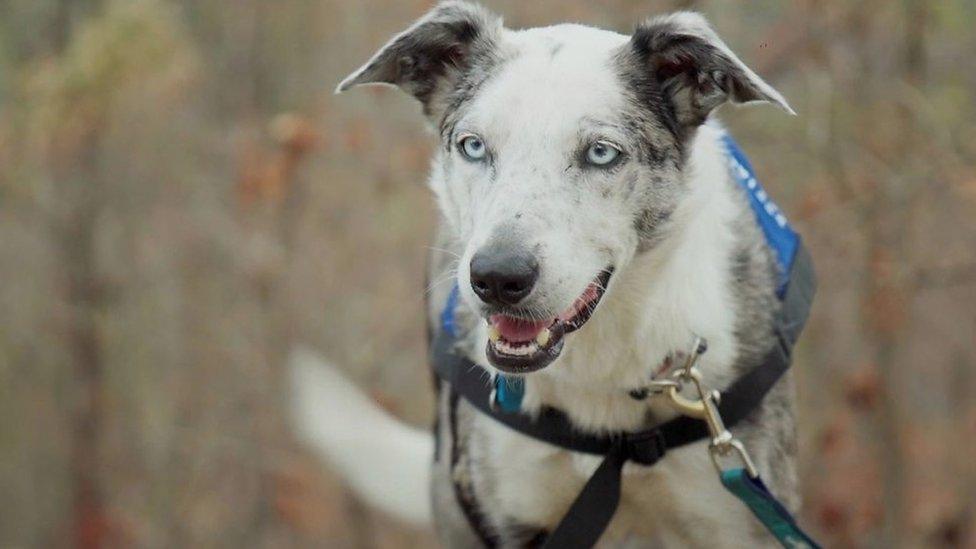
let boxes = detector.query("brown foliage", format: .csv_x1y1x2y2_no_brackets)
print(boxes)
0,0,974,547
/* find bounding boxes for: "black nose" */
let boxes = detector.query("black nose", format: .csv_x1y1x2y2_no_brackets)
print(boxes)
470,248,539,306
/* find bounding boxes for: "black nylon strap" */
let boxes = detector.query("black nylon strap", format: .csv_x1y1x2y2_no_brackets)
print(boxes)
433,243,815,548
543,441,628,549
543,245,815,548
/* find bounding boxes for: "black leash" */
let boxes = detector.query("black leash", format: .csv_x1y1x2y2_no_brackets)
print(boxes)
431,244,815,548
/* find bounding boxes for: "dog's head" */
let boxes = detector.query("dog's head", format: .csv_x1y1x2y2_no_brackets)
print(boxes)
339,2,790,373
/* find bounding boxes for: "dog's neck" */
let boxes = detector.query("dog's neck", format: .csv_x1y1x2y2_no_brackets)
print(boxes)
479,125,745,433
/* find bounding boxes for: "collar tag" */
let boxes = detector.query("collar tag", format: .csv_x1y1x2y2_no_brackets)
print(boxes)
491,374,525,413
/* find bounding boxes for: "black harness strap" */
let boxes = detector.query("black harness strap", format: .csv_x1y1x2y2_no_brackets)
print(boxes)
432,244,815,547
448,390,501,547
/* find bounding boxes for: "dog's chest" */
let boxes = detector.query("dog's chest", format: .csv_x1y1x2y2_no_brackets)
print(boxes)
465,411,762,547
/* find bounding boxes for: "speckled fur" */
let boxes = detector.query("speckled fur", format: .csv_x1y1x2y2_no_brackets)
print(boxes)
337,4,802,547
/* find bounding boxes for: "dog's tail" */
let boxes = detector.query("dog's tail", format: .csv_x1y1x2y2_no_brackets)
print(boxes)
288,346,432,526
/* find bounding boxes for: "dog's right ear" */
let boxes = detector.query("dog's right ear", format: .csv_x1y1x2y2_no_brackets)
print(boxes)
336,1,502,117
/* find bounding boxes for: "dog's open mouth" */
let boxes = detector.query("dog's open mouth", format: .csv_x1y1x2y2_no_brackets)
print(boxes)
486,268,613,373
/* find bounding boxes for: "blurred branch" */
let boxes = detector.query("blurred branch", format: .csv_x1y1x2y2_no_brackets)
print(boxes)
51,0,102,54
912,263,976,290
903,0,928,86
63,197,109,549
872,3,930,546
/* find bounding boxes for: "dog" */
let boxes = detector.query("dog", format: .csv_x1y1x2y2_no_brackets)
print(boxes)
291,2,803,546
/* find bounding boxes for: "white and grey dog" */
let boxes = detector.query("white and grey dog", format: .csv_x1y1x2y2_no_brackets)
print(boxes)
292,2,802,546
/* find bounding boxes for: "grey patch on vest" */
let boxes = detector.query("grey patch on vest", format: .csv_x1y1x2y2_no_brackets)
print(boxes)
549,42,564,59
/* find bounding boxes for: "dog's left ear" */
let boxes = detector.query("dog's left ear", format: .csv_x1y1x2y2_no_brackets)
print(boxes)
628,12,793,130
336,1,502,118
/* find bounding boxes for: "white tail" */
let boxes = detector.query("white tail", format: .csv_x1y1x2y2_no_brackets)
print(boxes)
289,346,433,525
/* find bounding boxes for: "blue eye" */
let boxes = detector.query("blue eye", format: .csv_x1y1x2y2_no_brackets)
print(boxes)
459,135,487,161
586,141,621,167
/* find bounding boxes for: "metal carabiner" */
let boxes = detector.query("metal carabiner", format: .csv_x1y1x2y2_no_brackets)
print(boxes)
709,438,759,478
628,378,682,400
663,337,728,440
662,335,759,478
665,373,727,441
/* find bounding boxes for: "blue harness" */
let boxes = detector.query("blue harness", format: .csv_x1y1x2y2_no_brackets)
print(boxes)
722,134,799,298
434,134,819,548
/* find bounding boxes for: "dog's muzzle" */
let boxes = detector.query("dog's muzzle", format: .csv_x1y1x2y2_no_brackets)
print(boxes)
484,268,613,373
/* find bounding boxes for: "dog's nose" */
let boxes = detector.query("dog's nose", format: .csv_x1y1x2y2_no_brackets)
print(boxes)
470,248,539,306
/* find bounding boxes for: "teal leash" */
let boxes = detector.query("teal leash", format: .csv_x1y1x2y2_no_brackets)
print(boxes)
646,337,821,549
720,468,820,548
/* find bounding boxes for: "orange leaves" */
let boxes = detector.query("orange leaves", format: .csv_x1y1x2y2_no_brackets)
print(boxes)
844,367,881,412
271,113,321,156
863,248,909,337
237,113,321,207
272,456,347,538
342,116,374,153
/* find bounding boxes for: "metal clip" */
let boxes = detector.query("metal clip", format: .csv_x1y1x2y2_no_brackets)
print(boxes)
709,437,758,479
662,336,758,478
628,379,681,400
630,344,702,400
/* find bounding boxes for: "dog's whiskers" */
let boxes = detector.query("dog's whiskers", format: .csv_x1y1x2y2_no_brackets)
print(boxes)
426,245,462,259
425,268,460,295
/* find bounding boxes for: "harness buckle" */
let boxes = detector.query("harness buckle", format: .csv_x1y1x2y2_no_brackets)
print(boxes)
622,429,667,466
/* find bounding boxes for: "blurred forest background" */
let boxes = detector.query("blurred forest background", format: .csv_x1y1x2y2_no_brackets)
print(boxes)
1,0,974,547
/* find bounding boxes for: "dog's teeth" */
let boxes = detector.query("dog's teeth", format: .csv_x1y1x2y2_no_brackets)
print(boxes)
488,325,500,342
536,328,550,347
493,338,542,357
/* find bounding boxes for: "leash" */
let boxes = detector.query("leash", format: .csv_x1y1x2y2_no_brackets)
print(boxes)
431,133,820,547
650,335,821,549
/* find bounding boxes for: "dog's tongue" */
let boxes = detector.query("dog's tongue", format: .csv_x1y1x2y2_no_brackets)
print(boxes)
490,315,550,343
